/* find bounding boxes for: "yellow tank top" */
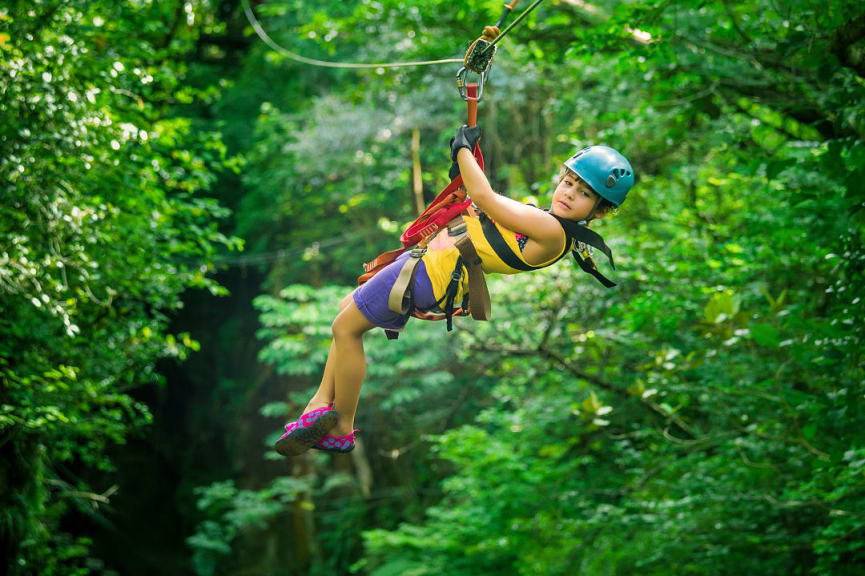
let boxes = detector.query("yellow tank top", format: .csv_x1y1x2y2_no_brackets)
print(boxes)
421,214,568,303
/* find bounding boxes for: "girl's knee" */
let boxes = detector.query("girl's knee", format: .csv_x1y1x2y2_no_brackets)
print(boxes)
331,315,347,339
338,291,355,313
332,300,373,339
332,307,354,339
332,293,356,339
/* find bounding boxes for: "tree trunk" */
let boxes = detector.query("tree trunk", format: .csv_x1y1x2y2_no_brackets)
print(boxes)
411,128,424,215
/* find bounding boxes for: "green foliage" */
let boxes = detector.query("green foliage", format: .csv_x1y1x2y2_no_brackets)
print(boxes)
1,0,239,573
232,0,865,574
187,477,310,576
5,0,865,574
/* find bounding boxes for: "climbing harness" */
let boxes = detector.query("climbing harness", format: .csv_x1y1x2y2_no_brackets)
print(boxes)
359,83,491,339
358,98,621,339
479,210,617,288
355,5,551,339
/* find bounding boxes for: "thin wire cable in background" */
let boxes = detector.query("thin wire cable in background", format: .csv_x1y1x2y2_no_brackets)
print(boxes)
208,227,386,268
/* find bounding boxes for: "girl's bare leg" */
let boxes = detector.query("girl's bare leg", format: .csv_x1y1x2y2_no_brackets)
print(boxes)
300,340,338,412
302,292,355,413
329,300,375,436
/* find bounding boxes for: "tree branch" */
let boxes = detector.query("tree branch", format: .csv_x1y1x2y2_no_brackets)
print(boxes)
471,341,702,439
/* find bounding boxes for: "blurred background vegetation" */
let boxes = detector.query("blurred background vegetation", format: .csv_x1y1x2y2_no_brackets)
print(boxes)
2,0,864,574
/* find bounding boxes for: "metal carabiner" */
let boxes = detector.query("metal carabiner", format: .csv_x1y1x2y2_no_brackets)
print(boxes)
456,34,497,102
456,66,488,102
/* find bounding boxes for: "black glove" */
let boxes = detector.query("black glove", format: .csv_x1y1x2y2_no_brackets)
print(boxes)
449,160,461,181
448,124,481,180
449,124,481,161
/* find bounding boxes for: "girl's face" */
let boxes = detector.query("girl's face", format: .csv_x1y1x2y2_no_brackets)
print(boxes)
550,172,609,221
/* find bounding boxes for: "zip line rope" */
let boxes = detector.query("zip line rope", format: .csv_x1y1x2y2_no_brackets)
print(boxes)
483,0,545,52
241,0,462,69
241,0,546,70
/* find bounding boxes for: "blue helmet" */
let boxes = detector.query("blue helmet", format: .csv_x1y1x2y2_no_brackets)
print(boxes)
563,145,634,206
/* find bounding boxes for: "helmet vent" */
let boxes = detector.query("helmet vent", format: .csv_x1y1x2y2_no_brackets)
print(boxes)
564,145,633,206
606,168,631,187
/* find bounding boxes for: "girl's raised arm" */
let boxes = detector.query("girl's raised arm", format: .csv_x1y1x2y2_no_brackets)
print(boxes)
455,147,562,243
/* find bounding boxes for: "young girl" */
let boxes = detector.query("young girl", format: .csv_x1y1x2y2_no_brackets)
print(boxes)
275,125,634,455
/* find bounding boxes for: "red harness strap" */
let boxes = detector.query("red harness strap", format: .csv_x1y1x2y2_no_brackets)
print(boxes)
359,84,486,326
401,83,482,248
359,83,483,285
400,145,483,249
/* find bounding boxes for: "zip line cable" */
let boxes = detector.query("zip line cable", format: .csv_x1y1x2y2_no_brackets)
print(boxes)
241,0,462,69
483,0,545,52
241,0,546,70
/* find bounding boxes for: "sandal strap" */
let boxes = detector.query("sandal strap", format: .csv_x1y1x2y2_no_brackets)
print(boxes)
316,429,358,450
284,405,335,432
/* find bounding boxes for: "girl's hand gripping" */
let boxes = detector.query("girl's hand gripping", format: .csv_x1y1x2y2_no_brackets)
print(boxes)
448,125,481,180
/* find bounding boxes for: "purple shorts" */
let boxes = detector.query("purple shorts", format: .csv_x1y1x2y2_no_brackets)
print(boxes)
353,251,438,330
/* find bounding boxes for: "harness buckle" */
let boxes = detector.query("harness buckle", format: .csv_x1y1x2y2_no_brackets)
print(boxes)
448,222,468,236
576,241,594,258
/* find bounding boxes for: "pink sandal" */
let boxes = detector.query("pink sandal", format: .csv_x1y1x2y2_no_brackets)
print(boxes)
274,404,337,457
312,429,359,454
